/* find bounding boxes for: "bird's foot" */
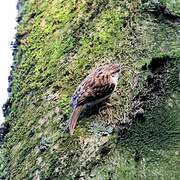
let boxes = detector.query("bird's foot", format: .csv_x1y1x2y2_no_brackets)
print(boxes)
98,102,114,114
104,102,114,108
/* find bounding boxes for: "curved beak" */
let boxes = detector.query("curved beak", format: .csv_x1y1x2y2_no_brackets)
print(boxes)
120,64,128,73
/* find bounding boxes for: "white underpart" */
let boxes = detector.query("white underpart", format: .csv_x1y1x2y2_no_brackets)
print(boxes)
111,73,119,90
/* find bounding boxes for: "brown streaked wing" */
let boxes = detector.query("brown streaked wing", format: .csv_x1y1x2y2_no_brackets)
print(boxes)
76,74,115,106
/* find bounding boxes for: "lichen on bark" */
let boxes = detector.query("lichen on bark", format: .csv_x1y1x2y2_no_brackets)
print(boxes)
1,0,180,179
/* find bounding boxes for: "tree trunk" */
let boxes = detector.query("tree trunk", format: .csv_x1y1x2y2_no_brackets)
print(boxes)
1,0,180,179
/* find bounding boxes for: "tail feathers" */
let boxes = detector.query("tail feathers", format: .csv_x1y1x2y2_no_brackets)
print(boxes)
69,105,83,135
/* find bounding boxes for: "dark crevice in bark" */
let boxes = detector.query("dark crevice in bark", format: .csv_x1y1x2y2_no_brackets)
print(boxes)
143,2,180,24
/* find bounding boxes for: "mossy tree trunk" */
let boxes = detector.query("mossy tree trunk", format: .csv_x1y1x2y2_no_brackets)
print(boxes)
0,0,180,179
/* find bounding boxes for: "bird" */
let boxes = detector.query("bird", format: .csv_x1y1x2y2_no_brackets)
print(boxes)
68,63,122,134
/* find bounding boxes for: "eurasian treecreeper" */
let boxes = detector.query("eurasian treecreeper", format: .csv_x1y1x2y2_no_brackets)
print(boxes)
68,63,123,134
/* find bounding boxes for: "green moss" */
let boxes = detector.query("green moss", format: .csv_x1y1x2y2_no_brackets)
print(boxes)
93,90,180,180
0,147,8,178
3,0,180,179
160,0,180,15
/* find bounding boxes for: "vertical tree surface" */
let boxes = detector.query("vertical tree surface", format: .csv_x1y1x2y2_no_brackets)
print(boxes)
1,0,180,179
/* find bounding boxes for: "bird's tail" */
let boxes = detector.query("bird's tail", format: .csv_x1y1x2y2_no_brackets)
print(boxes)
69,105,83,135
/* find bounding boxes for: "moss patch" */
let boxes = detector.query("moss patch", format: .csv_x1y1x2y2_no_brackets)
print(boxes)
3,0,180,179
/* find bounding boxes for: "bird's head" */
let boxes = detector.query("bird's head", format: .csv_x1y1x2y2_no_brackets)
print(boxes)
93,63,127,78
107,63,121,75
100,63,127,76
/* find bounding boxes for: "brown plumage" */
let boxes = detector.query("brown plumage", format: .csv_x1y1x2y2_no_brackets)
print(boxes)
69,63,121,134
